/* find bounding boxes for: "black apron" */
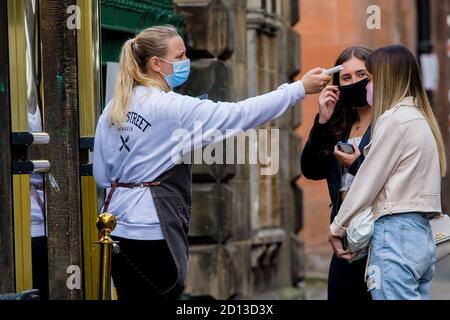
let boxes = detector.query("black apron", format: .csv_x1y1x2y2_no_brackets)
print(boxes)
103,163,192,296
149,163,192,295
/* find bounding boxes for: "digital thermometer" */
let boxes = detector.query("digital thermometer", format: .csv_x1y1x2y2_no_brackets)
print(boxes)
321,65,344,76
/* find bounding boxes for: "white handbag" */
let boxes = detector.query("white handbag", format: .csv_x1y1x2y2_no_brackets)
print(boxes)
430,213,450,262
345,210,450,263
344,206,375,262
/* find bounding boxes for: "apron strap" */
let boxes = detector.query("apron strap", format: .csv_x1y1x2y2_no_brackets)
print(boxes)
102,181,161,213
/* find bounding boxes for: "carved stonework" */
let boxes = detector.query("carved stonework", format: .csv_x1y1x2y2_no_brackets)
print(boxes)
174,0,233,59
174,0,304,299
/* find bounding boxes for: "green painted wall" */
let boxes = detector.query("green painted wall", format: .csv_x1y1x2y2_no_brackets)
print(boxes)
100,0,184,62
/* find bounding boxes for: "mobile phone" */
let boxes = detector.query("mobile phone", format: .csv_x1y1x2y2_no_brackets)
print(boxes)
336,142,355,155
321,64,344,76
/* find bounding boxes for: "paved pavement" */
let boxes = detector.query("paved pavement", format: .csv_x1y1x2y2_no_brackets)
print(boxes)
430,255,450,300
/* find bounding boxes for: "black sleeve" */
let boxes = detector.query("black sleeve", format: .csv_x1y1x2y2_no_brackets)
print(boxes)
347,154,365,176
300,114,334,181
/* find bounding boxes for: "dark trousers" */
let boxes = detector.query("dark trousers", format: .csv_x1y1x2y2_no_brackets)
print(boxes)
111,236,179,300
32,236,49,300
328,253,372,300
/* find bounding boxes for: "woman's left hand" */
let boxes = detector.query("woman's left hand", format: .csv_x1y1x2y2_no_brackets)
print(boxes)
328,231,358,261
334,142,361,168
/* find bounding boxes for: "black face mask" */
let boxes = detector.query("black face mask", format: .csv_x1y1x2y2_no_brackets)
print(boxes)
338,78,369,108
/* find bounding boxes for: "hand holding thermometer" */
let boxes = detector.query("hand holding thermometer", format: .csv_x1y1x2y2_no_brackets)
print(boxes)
321,65,344,76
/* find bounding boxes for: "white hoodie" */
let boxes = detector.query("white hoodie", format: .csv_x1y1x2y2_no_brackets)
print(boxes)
93,81,305,240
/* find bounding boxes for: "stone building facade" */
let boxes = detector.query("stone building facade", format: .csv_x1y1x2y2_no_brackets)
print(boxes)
0,0,305,299
174,0,304,299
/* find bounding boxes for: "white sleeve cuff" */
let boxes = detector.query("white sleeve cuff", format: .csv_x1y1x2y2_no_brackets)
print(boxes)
330,220,346,237
293,80,306,101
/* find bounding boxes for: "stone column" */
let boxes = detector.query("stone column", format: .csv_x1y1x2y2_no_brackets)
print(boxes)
246,0,304,299
174,0,304,299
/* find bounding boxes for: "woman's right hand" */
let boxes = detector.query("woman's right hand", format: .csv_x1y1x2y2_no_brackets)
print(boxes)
300,68,331,94
318,85,340,124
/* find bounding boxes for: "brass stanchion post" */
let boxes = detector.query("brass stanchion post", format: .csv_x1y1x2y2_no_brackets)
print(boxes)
96,212,116,300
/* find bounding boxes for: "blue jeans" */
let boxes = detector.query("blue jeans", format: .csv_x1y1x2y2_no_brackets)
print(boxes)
367,212,436,300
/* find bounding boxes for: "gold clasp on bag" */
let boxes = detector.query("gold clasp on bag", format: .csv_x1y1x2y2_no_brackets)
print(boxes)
434,232,446,242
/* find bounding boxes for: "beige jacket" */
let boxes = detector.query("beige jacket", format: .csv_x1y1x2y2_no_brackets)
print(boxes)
330,97,442,237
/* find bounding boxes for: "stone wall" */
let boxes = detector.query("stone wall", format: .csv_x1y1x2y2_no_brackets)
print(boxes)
175,0,304,299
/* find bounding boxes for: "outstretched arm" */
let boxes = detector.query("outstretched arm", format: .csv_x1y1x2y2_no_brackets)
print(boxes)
173,68,330,142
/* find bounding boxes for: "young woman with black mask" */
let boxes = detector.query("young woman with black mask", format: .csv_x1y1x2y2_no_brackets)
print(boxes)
301,45,373,300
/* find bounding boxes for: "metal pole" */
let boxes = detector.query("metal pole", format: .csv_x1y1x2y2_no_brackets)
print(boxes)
417,0,434,105
417,0,432,55
96,212,116,300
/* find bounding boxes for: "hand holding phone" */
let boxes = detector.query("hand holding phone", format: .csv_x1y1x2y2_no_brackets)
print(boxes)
336,142,355,155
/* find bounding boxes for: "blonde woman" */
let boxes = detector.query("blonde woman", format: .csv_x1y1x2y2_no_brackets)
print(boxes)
328,45,446,300
93,25,330,300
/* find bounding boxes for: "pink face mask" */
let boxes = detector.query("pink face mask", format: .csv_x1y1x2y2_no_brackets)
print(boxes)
366,82,373,106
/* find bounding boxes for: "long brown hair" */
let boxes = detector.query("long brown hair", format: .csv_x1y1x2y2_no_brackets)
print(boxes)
329,45,373,142
109,25,179,128
366,45,447,176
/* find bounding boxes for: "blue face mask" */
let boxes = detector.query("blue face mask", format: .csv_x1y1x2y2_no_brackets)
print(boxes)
159,58,191,88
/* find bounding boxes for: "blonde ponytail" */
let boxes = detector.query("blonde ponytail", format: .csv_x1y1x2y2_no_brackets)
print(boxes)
108,25,180,128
